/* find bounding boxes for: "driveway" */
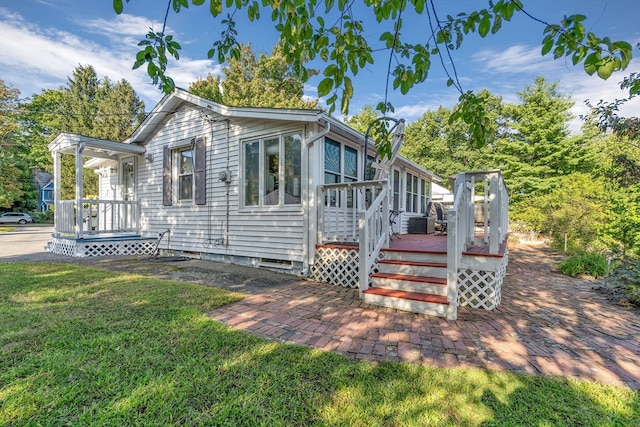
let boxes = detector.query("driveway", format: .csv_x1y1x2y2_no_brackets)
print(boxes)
2,226,639,389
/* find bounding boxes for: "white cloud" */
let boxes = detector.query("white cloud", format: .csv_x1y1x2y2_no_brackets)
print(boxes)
0,8,219,108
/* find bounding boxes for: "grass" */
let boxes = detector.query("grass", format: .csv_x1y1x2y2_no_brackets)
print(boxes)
0,226,16,233
1,263,638,426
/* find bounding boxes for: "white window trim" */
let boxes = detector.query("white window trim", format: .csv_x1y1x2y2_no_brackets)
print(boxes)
240,130,303,211
175,144,195,204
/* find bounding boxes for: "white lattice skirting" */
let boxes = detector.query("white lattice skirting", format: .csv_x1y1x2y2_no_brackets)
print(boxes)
48,237,156,257
457,253,509,310
311,246,382,289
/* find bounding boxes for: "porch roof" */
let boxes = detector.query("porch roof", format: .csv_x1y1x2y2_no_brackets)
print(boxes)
48,133,145,160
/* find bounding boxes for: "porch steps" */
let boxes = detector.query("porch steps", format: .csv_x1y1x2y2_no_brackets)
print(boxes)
363,249,451,318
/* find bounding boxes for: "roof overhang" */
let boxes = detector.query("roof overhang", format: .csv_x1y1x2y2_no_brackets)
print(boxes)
48,133,145,160
127,88,325,145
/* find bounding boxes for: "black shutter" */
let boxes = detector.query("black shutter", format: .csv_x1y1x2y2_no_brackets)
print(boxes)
163,146,172,206
194,136,206,205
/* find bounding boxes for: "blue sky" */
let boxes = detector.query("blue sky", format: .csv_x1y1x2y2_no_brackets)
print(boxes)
1,0,639,133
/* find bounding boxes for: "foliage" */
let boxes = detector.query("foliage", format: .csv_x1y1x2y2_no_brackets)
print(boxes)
608,259,640,307
113,0,633,155
583,71,640,141
511,173,607,253
0,81,28,209
2,262,638,425
20,65,146,201
558,252,608,278
189,43,319,109
601,184,640,258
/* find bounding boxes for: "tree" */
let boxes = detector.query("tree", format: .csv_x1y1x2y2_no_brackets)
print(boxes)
189,43,318,109
114,0,633,151
0,81,28,209
22,65,146,201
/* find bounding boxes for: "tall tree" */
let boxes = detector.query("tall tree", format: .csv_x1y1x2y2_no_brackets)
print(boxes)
22,65,146,200
189,43,319,109
0,81,29,209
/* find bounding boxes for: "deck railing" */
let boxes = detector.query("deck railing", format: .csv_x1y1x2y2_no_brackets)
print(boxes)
446,170,509,318
54,199,140,238
317,180,387,243
317,180,389,295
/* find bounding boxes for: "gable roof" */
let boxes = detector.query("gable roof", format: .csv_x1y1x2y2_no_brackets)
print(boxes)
126,88,328,145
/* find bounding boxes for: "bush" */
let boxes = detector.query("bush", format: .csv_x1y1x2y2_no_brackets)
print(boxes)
559,252,608,278
31,210,54,224
608,260,640,306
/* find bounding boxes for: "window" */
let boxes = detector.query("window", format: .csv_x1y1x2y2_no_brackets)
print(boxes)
406,173,419,213
163,136,206,206
242,132,302,208
178,148,194,201
392,169,401,210
420,179,429,214
324,138,358,207
404,173,429,214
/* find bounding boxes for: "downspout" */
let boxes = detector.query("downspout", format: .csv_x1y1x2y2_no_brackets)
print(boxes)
302,120,331,276
224,119,230,249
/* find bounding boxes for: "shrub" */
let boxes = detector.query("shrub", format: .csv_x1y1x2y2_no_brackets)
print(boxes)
31,210,54,224
608,259,640,306
559,252,608,278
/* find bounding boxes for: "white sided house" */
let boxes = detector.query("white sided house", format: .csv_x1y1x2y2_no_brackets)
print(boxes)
47,89,509,320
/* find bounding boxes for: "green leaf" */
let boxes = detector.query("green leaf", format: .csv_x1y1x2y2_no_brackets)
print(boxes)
583,52,600,75
478,14,491,37
541,36,554,56
113,0,123,14
210,0,222,16
491,15,502,34
596,57,615,80
446,78,454,87
192,0,205,5
317,78,334,97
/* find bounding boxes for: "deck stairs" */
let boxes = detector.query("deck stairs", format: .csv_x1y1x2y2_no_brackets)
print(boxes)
363,247,451,317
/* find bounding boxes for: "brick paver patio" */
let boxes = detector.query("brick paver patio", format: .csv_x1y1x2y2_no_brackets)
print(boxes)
208,244,640,389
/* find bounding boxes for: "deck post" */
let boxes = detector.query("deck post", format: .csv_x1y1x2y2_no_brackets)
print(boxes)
75,142,85,239
53,151,61,237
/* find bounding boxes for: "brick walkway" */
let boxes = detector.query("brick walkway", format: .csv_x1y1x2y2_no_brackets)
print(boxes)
208,244,640,389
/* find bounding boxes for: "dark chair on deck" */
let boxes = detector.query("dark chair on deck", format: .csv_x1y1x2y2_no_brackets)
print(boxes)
435,203,447,235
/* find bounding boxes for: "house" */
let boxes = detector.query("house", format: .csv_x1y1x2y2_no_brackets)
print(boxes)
32,167,54,211
47,89,509,320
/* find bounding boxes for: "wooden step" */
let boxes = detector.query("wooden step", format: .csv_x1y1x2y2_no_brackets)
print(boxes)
371,272,446,285
377,259,447,278
363,287,450,317
363,287,449,304
377,259,446,268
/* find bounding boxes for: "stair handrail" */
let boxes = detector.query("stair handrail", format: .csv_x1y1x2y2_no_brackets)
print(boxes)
358,180,390,298
445,175,469,320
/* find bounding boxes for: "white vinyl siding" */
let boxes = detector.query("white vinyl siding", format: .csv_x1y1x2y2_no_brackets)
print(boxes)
133,105,308,270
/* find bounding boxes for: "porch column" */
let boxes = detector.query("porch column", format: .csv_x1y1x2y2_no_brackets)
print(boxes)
75,142,85,239
53,151,61,237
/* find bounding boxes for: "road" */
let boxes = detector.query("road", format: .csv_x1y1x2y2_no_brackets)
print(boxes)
0,225,67,262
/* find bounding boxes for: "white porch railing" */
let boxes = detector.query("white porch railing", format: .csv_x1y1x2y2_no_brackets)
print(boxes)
54,199,140,238
317,180,389,293
446,170,509,318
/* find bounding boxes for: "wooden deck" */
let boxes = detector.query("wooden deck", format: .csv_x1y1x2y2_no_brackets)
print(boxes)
389,233,507,257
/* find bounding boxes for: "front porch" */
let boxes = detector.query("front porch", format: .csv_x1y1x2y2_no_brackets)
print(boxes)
46,133,156,257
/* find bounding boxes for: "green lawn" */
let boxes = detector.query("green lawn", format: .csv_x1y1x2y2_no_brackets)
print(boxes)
1,263,638,426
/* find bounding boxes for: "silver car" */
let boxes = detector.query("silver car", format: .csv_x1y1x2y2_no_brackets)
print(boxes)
0,212,33,225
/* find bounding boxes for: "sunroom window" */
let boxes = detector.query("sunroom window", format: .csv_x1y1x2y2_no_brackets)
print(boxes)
324,138,358,207
243,132,302,208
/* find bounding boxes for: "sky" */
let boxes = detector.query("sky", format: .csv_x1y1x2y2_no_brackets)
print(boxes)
1,0,639,134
